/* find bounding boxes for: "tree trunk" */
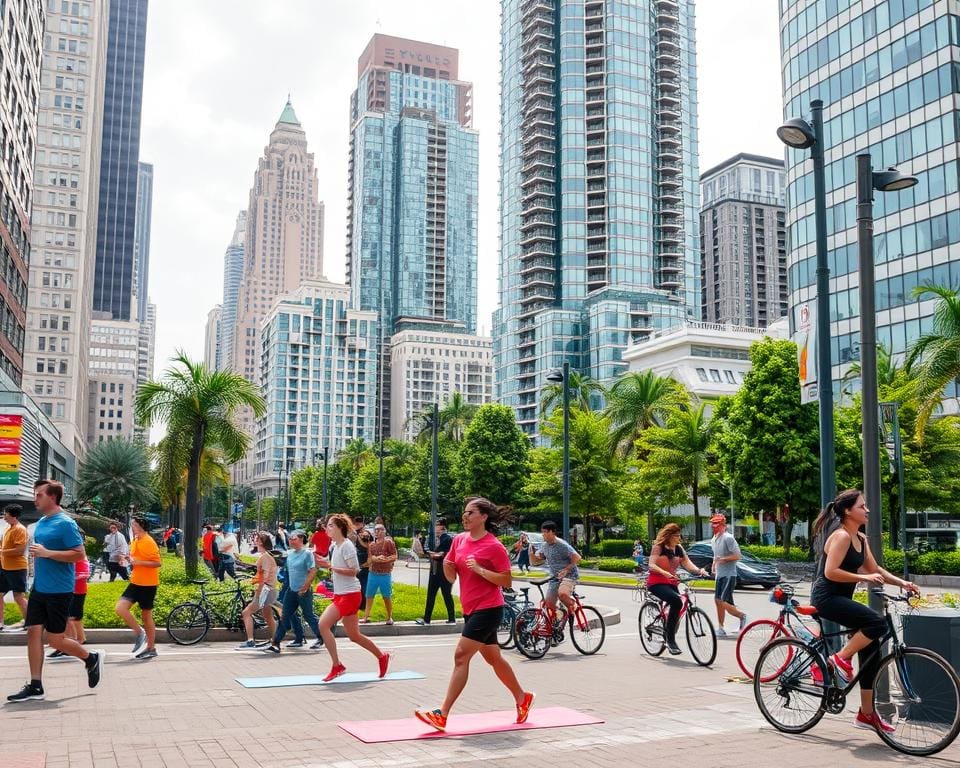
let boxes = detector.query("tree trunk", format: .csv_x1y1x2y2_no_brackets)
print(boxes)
692,479,702,541
183,424,205,577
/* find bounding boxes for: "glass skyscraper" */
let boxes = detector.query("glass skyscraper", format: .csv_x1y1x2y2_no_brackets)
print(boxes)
495,0,701,436
780,1,960,401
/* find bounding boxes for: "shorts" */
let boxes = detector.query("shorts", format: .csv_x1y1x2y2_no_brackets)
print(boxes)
462,606,503,645
68,592,86,620
545,577,577,603
25,591,72,634
256,587,278,609
365,571,393,599
332,591,363,617
0,568,27,594
714,575,736,604
120,583,158,610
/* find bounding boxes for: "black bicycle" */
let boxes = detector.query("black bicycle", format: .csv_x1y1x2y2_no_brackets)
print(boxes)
753,589,960,756
166,577,281,645
498,586,534,649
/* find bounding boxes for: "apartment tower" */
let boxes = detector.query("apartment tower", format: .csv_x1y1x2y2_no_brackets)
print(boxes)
218,210,245,372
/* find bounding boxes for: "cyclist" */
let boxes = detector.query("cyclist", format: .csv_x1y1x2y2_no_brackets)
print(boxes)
811,488,918,734
646,522,708,655
529,520,580,617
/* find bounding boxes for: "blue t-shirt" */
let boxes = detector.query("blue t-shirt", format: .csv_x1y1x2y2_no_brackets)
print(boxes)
33,511,83,593
285,547,314,591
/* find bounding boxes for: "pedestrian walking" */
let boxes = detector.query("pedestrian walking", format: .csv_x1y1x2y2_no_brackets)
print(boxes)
709,514,747,637
202,524,218,575
237,533,278,649
0,503,29,630
632,538,645,570
7,480,104,702
416,518,456,625
311,517,330,558
49,552,89,658
414,497,534,732
263,530,321,653
216,526,238,581
515,532,530,573
353,517,370,613
103,522,129,581
115,517,162,660
361,523,396,624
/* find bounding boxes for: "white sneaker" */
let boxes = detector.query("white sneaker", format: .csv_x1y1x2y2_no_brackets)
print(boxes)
739,614,749,631
716,627,727,637
131,629,147,655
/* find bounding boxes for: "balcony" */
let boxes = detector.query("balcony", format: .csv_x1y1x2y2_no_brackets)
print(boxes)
521,182,555,202
658,91,681,106
522,12,553,34
519,227,555,247
519,257,555,274
523,196,555,215
521,241,555,259
520,213,555,231
522,270,555,288
520,167,555,187
520,153,555,175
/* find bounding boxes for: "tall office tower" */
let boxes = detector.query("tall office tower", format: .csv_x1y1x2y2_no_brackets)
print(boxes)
133,300,154,442
0,2,43,387
219,210,245,372
87,313,139,443
700,154,787,328
494,0,701,436
203,305,221,371
346,34,479,438
132,161,152,322
24,0,110,459
780,1,960,399
93,0,148,322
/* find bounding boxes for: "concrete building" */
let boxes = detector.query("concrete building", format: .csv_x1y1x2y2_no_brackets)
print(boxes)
87,313,139,444
0,1,43,388
780,0,960,401
494,0,701,437
251,280,378,499
389,327,493,441
219,210,245,372
133,300,154,442
700,154,788,328
204,304,221,371
93,0,148,322
133,161,152,323
23,0,110,460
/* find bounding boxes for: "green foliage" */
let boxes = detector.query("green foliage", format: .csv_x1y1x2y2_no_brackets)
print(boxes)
459,404,530,507
412,437,463,521
326,460,357,517
289,465,322,522
75,439,155,519
577,557,637,573
540,371,605,418
740,545,812,563
349,439,423,528
603,370,689,457
594,539,641,557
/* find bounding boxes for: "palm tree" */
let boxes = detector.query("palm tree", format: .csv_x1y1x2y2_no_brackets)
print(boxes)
603,370,689,457
338,438,371,471
409,391,478,443
841,343,904,402
540,370,604,418
152,435,186,524
641,403,714,540
135,351,265,576
905,284,960,436
76,439,155,522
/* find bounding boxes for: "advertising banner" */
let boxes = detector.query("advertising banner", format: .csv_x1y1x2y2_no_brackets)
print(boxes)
792,302,819,405
0,414,23,489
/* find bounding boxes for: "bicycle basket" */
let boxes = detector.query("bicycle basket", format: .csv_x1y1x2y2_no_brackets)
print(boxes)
769,583,795,605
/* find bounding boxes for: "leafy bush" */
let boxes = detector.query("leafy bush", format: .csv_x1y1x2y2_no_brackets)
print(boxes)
741,545,811,562
579,557,637,573
393,536,412,550
595,539,640,558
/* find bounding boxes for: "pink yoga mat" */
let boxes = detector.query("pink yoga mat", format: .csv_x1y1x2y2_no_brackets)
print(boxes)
339,706,604,743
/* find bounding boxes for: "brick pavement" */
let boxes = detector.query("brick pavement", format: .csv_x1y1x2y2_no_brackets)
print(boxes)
1,628,957,768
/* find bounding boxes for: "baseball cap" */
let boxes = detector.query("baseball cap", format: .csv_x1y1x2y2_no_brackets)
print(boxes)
710,514,726,525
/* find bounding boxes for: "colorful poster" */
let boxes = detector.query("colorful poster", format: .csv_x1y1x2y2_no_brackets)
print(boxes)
792,303,818,405
0,414,22,488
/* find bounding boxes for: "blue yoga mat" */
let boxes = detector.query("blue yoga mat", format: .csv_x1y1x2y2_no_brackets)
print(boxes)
236,670,425,688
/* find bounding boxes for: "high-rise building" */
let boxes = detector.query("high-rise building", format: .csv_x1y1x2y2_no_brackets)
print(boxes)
700,154,787,328
87,313,139,444
780,1,960,399
0,2,43,387
133,300,154,442
133,161,152,322
494,0,701,436
204,305,221,371
346,34,479,438
219,210,245,372
93,0,148,322
23,0,110,459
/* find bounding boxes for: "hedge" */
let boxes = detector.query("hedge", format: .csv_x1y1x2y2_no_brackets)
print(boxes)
741,545,812,562
594,539,642,558
578,557,638,573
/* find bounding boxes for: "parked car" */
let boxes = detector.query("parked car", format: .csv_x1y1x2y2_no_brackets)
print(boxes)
683,540,781,589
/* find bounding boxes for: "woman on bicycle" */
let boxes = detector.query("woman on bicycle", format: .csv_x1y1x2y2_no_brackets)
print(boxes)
811,488,918,733
237,532,277,649
646,523,707,655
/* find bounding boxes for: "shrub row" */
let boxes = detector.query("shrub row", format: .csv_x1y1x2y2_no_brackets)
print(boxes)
578,557,637,573
740,545,812,562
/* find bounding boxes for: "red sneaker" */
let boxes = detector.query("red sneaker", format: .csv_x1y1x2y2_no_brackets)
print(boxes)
855,708,895,734
829,653,853,685
378,653,390,679
516,691,536,724
323,664,346,682
414,708,447,732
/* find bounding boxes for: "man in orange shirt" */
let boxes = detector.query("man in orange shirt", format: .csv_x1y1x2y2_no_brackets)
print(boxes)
202,524,217,576
114,517,162,659
0,504,29,630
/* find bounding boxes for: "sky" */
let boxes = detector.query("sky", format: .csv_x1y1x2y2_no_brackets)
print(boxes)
139,0,785,379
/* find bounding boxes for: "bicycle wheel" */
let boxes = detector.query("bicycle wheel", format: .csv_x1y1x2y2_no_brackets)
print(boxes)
753,637,828,734
569,605,605,655
166,602,210,645
514,607,550,659
638,600,666,656
498,604,516,649
737,619,791,679
685,607,717,667
872,647,960,756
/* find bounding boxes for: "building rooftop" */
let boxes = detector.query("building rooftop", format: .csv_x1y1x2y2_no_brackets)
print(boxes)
700,152,785,181
277,98,300,126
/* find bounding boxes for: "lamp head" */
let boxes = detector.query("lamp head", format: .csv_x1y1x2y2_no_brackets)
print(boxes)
873,166,917,192
545,369,564,384
776,118,816,150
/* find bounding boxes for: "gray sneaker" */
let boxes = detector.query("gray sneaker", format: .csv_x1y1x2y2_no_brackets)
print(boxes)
739,614,749,631
309,639,323,650
716,627,727,637
236,640,257,650
135,648,158,660
131,629,147,655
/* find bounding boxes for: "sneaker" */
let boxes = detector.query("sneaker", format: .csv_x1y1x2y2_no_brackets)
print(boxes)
378,653,390,679
739,614,749,632
667,640,682,655
286,640,305,648
135,648,158,661
414,708,447,732
516,691,536,724
254,640,273,648
810,664,825,686
85,650,104,689
445,619,456,624
829,653,853,685
309,639,323,650
716,627,727,637
414,618,429,626
235,640,257,650
131,629,147,656
855,708,895,734
323,664,346,683
47,649,67,659
262,644,280,655
7,682,44,702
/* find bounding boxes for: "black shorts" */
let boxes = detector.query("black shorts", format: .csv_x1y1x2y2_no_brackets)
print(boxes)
462,606,503,645
0,568,27,594
714,576,736,604
25,591,72,634
120,583,158,610
68,593,86,620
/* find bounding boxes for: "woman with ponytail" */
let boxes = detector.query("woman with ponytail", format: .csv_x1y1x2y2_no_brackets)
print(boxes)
811,489,918,734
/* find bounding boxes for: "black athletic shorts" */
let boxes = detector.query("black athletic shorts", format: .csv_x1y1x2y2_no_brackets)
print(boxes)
462,606,503,645
25,591,72,634
68,592,86,620
120,583,158,610
0,568,27,594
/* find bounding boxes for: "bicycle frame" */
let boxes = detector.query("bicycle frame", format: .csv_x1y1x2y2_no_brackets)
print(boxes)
527,578,590,636
193,579,249,628
650,581,694,624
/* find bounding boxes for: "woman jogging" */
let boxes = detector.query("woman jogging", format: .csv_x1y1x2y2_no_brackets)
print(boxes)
314,514,389,682
646,522,707,655
414,497,534,732
236,532,278,649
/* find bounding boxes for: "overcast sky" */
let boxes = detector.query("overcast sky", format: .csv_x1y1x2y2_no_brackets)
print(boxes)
140,0,784,378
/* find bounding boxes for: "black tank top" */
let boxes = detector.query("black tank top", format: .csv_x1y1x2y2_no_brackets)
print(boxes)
811,531,865,604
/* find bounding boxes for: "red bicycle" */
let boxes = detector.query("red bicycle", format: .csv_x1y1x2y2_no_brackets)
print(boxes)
736,582,822,680
513,577,605,659
638,577,717,666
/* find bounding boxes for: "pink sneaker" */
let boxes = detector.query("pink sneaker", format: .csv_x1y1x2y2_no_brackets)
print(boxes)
855,708,895,734
829,653,853,685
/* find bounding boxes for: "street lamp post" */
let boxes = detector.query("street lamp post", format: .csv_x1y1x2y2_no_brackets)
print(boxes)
285,459,293,527
275,461,283,528
315,448,329,519
430,402,439,551
546,362,571,542
856,153,917,613
778,100,835,509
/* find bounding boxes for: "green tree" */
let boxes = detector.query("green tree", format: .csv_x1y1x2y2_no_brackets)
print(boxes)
75,439,155,522
349,439,421,529
289,465,322,523
603,370,689,458
339,438,372,471
326,459,357,516
412,437,463,522
540,371,605,418
459,404,530,507
904,284,960,435
410,392,479,443
135,351,265,576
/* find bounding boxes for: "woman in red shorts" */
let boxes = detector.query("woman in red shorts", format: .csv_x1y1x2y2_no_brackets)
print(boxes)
314,513,389,682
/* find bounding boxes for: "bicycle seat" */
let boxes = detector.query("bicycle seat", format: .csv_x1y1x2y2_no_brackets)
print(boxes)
189,579,210,585
795,604,818,616
573,592,584,600
518,587,531,597
528,577,554,586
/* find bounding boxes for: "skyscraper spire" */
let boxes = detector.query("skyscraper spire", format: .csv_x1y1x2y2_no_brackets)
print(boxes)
278,96,300,126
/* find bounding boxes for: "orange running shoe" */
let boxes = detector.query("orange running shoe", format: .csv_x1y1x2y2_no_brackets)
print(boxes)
516,691,536,724
414,708,447,732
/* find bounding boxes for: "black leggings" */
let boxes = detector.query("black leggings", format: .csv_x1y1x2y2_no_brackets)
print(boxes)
813,594,886,689
649,583,683,644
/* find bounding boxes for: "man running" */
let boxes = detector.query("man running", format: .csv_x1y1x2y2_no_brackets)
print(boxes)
7,481,104,702
529,520,581,616
0,504,29,630
115,517,162,659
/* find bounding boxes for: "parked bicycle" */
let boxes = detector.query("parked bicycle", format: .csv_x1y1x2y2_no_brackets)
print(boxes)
631,567,649,603
514,577,606,659
498,586,534,649
754,589,960,756
736,582,822,679
166,577,281,645
638,576,717,666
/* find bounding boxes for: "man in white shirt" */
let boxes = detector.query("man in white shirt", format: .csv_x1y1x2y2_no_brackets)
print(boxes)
102,523,129,582
216,527,238,581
